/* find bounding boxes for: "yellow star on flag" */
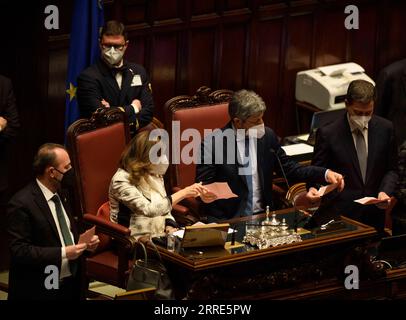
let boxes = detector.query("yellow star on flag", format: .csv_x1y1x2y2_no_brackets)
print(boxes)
66,83,77,102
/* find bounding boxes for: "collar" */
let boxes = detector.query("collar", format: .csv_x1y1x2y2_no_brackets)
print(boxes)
346,113,369,133
36,178,57,202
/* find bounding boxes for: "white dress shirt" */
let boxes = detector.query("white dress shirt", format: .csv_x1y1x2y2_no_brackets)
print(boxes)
36,179,74,279
234,126,264,214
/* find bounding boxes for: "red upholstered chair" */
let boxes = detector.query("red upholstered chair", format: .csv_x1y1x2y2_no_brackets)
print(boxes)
66,108,134,288
164,87,233,224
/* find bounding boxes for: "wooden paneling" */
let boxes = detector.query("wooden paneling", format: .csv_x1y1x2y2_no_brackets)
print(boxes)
219,24,247,90
188,28,216,93
254,17,284,131
3,0,406,203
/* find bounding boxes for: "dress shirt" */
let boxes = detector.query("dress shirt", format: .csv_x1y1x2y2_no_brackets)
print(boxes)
36,179,73,279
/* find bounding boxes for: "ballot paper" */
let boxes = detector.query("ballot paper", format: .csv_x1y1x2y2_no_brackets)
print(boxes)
281,143,314,156
79,226,96,245
203,182,238,199
318,182,339,197
354,197,389,205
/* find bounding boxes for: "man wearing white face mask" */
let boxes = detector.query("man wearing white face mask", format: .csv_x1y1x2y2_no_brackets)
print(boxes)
77,20,154,133
196,89,344,222
308,80,398,233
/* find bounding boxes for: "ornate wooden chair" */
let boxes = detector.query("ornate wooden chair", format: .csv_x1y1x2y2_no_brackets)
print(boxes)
164,86,233,224
66,108,134,288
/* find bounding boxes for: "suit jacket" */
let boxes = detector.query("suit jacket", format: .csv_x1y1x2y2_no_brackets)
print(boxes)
0,75,20,191
77,59,154,129
109,168,176,237
7,181,81,300
196,123,327,221
375,58,406,146
309,113,398,230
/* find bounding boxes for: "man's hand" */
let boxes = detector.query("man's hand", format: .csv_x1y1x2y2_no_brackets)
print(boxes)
376,192,391,210
66,243,87,260
131,99,142,113
326,170,345,191
86,235,100,252
101,99,110,108
306,187,321,203
0,116,7,131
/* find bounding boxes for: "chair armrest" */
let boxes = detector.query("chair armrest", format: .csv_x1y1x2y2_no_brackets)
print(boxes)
171,204,199,226
83,213,131,237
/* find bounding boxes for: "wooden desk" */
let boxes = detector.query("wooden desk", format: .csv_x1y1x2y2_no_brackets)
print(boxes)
152,209,380,299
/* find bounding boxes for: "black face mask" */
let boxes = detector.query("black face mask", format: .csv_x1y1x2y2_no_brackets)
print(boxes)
54,168,76,188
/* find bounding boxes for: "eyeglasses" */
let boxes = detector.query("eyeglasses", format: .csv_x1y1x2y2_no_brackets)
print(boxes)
101,43,126,51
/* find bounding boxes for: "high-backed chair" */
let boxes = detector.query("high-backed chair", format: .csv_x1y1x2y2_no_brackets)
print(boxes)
66,108,133,288
67,108,188,288
164,86,233,224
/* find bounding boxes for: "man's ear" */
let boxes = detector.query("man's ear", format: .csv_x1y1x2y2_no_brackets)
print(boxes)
233,117,242,129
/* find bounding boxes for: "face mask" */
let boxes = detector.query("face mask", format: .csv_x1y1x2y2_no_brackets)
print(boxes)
246,123,265,139
102,47,124,66
53,168,76,188
150,155,169,176
350,115,371,130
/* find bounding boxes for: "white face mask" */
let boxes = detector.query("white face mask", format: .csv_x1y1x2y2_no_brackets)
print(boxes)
102,47,124,66
150,155,169,176
350,115,371,130
246,123,265,139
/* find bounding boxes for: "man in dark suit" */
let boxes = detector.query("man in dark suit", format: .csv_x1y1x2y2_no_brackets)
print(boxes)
196,90,344,221
0,75,19,271
77,20,154,132
375,58,406,147
7,143,99,300
308,80,398,232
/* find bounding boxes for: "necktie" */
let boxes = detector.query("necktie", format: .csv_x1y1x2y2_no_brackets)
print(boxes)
51,194,74,246
51,194,77,276
355,129,367,183
243,137,253,216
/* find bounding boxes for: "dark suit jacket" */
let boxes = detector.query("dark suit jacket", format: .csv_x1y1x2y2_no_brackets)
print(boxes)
309,113,398,230
7,181,82,300
0,75,19,191
196,123,327,221
77,59,154,129
375,58,406,146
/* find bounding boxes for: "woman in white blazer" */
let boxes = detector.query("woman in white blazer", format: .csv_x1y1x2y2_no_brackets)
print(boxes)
109,130,212,237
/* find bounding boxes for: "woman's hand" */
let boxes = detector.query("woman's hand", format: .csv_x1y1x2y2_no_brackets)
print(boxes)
165,226,178,234
182,183,207,198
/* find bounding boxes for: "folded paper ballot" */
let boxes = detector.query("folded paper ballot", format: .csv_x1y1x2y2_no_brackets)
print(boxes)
79,226,96,245
203,182,238,200
354,197,389,205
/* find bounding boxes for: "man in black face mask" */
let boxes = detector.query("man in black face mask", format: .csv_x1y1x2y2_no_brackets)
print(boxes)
77,20,154,133
7,143,100,300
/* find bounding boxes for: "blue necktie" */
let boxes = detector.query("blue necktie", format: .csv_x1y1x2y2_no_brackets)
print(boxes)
242,137,253,216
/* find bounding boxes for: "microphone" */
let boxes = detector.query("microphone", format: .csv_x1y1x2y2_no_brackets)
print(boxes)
270,148,299,232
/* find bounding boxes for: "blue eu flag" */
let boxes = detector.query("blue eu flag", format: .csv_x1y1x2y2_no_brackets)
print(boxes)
65,0,104,134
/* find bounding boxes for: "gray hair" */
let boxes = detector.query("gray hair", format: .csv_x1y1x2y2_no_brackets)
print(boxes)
346,80,376,105
228,90,266,121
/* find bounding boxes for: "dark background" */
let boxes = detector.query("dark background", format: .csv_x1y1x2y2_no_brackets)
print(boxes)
0,0,406,270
